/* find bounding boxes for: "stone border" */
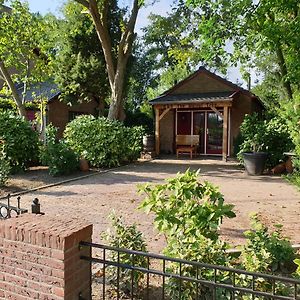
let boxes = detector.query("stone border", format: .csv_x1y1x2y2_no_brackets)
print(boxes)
0,164,135,200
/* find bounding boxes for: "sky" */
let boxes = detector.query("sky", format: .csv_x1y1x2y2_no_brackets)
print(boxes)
6,0,247,86
24,0,174,33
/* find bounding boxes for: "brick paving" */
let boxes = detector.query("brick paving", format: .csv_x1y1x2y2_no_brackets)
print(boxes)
12,158,300,253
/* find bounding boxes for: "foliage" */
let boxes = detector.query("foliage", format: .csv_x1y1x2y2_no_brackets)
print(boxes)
237,113,293,168
64,115,144,167
280,93,300,155
165,235,232,299
184,0,300,99
0,142,10,186
40,125,78,176
0,111,39,172
139,169,236,299
139,169,236,241
73,0,145,120
238,214,297,297
124,109,153,134
0,0,54,116
241,214,295,274
285,156,300,189
102,213,148,296
53,1,110,106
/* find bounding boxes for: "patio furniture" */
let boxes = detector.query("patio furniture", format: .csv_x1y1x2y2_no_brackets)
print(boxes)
176,135,199,158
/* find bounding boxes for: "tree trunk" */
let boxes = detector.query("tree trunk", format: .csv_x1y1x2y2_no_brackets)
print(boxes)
0,60,27,118
275,43,293,100
75,0,140,121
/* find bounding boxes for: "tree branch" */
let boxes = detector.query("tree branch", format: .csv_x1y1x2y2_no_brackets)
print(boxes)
74,0,89,8
0,60,27,117
87,0,116,89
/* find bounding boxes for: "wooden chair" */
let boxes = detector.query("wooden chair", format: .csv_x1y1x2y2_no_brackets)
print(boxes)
176,135,199,159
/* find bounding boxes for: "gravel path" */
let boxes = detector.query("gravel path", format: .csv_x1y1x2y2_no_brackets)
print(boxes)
9,157,300,253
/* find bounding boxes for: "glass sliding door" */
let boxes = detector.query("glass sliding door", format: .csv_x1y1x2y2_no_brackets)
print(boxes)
193,112,205,154
176,110,224,155
206,112,223,154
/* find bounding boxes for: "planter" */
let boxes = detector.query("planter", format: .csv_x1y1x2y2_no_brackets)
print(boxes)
242,152,268,175
79,158,89,172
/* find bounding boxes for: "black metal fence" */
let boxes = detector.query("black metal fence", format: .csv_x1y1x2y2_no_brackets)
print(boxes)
0,194,43,219
0,194,28,219
80,241,300,300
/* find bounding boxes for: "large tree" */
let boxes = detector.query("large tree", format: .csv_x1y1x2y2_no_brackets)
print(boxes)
0,0,52,117
74,0,144,120
184,0,300,99
53,1,112,110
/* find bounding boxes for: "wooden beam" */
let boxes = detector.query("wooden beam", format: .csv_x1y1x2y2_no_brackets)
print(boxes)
155,101,232,110
222,106,229,161
155,108,160,156
211,107,223,119
159,108,170,121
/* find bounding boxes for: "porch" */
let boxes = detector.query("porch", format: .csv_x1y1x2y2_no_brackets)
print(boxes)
153,96,232,161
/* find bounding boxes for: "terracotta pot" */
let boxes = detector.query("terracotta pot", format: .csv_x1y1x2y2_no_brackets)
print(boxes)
79,158,89,172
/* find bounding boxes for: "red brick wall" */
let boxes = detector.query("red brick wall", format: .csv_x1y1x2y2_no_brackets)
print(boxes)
0,214,92,300
47,97,100,138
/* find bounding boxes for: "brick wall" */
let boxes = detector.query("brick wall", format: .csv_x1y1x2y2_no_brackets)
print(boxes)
47,97,100,138
0,214,93,300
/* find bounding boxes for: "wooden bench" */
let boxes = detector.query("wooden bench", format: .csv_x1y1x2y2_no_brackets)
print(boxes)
176,135,199,159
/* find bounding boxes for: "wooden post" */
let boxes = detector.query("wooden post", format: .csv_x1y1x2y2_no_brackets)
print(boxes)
222,106,228,161
155,107,160,156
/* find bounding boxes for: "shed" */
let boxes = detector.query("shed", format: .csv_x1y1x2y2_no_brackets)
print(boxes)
150,67,264,160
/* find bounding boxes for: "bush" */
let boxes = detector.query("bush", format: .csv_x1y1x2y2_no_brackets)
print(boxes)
64,115,144,167
237,214,297,297
280,93,300,155
139,169,236,241
241,214,295,274
40,125,78,176
0,111,39,172
0,143,10,186
237,113,293,168
139,170,236,299
124,109,153,134
103,214,148,296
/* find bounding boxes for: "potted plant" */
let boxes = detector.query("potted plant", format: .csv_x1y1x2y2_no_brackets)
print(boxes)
242,141,268,175
238,115,269,175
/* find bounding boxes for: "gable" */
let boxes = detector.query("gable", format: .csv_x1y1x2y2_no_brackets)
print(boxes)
169,72,235,95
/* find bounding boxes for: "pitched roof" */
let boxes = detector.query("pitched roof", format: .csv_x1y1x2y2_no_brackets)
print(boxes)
16,82,60,103
150,66,260,105
150,91,235,105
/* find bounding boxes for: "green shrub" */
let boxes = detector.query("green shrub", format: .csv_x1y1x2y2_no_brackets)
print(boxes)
241,214,295,274
40,125,78,176
0,143,10,186
237,113,293,168
0,111,39,172
280,93,300,155
139,169,236,241
103,214,148,296
124,109,153,134
64,115,144,167
139,169,236,299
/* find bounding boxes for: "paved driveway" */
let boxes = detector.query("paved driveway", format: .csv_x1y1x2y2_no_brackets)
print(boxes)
16,158,300,252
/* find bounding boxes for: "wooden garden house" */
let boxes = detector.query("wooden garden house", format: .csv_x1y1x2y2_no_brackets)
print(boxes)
150,67,264,160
